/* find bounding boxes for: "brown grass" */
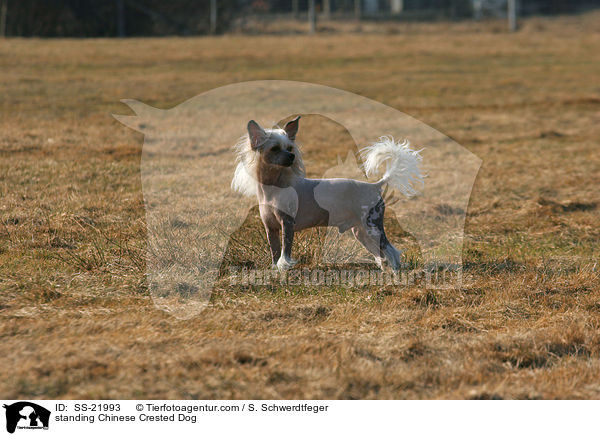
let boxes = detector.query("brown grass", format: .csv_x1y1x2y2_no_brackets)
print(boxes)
1,12,599,399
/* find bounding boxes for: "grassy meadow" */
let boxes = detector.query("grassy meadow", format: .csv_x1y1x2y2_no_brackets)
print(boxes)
1,12,599,399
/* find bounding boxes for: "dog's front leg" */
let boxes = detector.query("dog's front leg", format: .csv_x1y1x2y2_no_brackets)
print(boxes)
277,214,298,271
265,226,281,268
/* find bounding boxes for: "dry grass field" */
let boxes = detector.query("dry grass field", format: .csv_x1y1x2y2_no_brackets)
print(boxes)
1,12,599,399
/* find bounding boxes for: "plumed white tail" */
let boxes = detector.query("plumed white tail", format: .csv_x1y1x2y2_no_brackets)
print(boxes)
360,136,424,197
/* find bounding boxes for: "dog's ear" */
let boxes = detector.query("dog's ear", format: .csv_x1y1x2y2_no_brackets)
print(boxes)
284,116,301,141
248,120,266,149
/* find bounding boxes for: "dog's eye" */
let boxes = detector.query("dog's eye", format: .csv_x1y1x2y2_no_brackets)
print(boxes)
272,146,281,152
287,146,293,152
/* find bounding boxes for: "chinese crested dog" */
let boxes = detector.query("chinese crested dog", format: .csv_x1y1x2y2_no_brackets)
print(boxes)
231,116,424,272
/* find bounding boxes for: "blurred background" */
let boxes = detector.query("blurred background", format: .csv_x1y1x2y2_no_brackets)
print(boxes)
1,0,599,37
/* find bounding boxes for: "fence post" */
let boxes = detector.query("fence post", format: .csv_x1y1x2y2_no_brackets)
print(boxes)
0,0,7,38
210,0,217,34
308,0,316,33
323,0,330,19
354,0,361,20
292,0,299,18
508,0,517,32
116,0,125,37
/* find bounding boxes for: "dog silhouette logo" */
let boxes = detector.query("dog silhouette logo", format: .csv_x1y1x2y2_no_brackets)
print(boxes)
114,80,481,319
3,402,50,433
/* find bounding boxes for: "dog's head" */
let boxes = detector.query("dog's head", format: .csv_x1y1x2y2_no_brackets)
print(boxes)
247,117,300,168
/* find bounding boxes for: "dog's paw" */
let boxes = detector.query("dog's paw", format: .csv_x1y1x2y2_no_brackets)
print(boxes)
277,256,298,271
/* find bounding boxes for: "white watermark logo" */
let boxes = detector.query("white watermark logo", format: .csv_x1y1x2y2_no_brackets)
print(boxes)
114,80,481,319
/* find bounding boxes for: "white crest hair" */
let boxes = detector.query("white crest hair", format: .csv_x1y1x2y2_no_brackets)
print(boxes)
360,136,424,197
231,127,305,197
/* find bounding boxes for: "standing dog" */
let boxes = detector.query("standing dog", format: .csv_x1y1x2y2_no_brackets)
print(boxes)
231,116,423,272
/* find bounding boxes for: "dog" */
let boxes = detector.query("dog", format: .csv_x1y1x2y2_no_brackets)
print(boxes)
231,116,423,272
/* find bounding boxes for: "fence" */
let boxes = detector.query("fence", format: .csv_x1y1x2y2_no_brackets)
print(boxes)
0,0,597,37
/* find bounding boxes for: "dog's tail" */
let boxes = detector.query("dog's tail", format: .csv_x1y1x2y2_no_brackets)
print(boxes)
360,136,424,197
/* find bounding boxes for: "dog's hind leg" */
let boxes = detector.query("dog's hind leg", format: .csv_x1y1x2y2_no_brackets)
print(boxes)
352,225,402,271
381,238,402,271
351,226,386,268
353,198,403,271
